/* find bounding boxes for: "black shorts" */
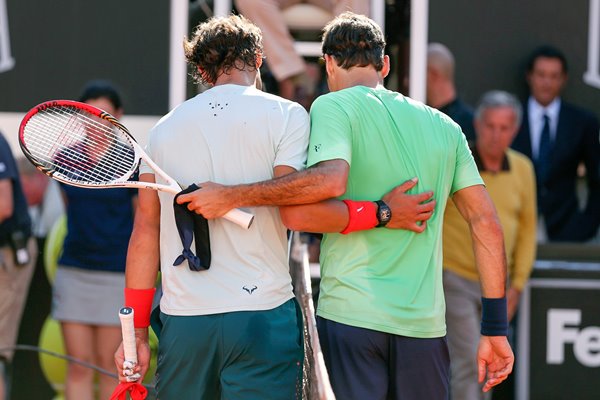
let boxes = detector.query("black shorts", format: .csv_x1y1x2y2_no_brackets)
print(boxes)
317,317,450,400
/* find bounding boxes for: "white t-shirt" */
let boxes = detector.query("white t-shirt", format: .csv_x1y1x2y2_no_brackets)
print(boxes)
141,84,309,316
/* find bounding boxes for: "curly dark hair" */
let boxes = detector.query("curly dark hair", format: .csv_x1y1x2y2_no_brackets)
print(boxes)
184,15,263,85
322,12,386,71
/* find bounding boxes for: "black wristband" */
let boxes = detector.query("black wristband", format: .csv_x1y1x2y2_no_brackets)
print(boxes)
480,297,508,336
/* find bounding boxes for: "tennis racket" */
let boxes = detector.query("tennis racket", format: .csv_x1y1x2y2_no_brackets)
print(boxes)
118,306,142,382
19,100,254,229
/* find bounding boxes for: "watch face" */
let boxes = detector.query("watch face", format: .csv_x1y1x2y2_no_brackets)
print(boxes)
377,201,392,226
380,207,391,222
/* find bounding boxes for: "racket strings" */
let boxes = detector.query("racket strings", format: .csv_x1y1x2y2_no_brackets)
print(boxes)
26,118,132,183
28,117,128,181
23,106,136,184
27,107,133,161
45,107,134,168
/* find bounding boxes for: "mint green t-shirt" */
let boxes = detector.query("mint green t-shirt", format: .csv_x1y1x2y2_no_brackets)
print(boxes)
307,85,483,338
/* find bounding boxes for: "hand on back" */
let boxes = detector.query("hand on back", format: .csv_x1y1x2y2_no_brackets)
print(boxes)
382,178,435,233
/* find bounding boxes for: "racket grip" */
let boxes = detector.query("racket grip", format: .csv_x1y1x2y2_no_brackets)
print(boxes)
225,208,254,229
119,307,138,366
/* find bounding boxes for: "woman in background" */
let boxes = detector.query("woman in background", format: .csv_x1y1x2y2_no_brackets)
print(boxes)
52,80,137,400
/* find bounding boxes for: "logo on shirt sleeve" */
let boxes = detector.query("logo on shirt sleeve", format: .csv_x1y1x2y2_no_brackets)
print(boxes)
313,144,322,152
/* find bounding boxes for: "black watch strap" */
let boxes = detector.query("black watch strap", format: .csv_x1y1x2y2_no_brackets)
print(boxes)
375,200,392,227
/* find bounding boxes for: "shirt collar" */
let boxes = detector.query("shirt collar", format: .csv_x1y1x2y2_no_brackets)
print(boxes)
471,144,510,172
528,96,561,121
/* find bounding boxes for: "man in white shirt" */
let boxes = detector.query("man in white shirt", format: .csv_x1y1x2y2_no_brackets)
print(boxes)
114,15,311,400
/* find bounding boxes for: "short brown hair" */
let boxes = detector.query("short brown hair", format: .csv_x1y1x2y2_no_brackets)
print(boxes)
321,12,385,71
184,15,263,85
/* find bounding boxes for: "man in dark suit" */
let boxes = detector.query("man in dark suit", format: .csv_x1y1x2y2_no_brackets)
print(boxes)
426,42,476,143
512,45,600,242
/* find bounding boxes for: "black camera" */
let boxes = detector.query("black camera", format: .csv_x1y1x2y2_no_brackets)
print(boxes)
9,230,30,266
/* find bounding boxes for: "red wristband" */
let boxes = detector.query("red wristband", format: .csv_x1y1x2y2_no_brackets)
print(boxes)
124,288,156,328
340,200,378,234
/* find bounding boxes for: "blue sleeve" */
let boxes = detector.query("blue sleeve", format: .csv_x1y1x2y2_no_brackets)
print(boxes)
0,134,17,181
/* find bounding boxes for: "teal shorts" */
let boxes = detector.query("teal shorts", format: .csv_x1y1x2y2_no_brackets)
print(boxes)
155,298,303,400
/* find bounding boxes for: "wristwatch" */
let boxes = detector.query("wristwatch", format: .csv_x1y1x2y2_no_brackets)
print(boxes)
375,200,392,227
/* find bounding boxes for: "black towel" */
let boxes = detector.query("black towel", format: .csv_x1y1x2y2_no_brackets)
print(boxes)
172,184,211,271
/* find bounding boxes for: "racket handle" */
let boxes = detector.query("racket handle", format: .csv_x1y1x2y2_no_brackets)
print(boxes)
225,208,254,229
119,307,138,365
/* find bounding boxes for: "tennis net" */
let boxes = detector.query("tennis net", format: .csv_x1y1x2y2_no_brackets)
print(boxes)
290,232,336,400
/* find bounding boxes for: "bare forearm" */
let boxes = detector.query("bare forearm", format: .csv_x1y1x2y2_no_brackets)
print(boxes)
470,214,507,297
126,174,160,289
178,160,349,220
227,161,347,208
280,200,349,233
125,222,160,289
453,185,507,298
281,177,437,234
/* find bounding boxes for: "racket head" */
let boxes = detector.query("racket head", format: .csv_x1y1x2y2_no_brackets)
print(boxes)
19,100,140,188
